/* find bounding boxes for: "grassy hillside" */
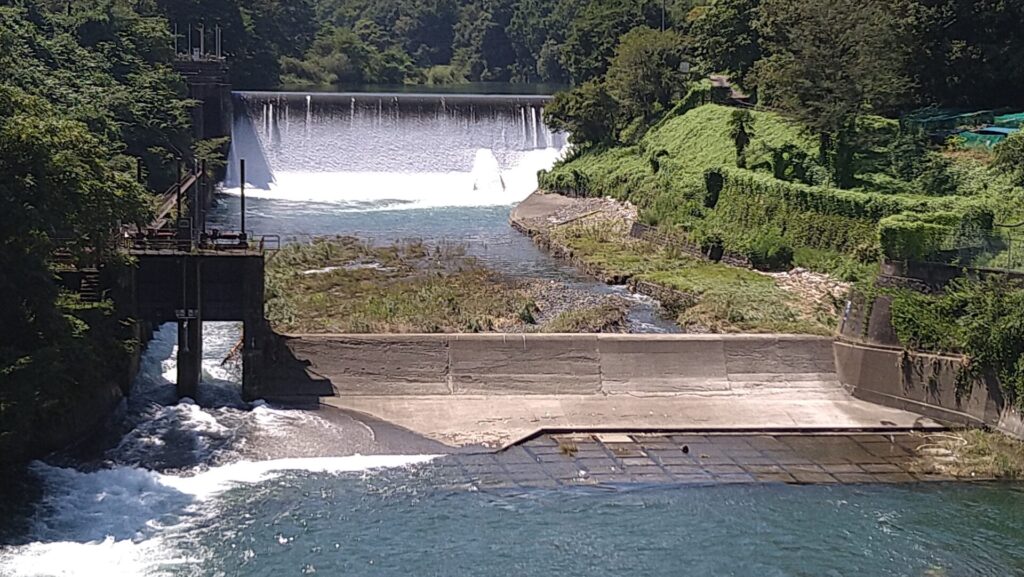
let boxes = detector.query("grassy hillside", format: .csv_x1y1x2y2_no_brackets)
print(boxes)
643,104,818,175
540,103,1024,279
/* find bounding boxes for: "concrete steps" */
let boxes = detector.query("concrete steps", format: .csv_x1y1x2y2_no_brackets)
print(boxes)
78,270,102,302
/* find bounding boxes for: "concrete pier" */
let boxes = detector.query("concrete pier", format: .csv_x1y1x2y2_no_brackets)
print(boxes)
177,318,202,399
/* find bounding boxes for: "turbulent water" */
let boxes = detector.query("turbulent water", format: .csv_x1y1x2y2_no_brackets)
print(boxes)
3,344,1024,577
0,322,442,576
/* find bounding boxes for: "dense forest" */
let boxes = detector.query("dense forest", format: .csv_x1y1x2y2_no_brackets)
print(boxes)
148,0,1024,110
0,1,198,461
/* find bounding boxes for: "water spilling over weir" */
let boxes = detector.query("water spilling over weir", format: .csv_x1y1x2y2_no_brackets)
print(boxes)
222,91,566,210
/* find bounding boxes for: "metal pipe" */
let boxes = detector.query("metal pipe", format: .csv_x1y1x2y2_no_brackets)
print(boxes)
240,158,246,236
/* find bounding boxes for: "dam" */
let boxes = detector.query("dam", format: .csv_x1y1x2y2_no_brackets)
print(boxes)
6,89,1024,577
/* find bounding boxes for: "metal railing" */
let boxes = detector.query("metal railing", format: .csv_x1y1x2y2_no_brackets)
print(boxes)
125,232,280,254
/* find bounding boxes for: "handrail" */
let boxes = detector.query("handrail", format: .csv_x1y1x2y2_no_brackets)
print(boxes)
151,168,200,229
124,232,280,254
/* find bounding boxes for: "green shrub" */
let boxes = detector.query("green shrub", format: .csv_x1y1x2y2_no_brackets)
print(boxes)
914,155,960,196
877,213,954,261
995,132,1024,186
878,209,994,261
739,231,795,271
888,276,1024,406
888,128,929,181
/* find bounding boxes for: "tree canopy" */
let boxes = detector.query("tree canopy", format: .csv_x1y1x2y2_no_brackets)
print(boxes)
1,2,195,436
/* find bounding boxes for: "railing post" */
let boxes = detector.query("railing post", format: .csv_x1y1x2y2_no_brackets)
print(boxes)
240,158,246,238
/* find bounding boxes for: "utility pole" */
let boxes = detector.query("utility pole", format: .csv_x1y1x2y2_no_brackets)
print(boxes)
661,0,666,32
240,159,246,238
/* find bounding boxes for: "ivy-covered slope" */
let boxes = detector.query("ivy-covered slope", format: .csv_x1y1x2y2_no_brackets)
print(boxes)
540,103,1023,276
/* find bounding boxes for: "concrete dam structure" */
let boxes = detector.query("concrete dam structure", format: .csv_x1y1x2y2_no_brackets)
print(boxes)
267,333,838,396
257,332,944,446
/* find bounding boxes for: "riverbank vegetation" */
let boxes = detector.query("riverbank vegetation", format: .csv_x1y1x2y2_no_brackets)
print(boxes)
548,224,835,334
266,237,630,334
914,430,1024,480
532,0,1024,405
876,276,1024,407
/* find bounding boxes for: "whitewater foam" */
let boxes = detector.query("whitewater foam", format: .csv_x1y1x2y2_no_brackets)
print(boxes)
1,455,439,577
220,147,565,210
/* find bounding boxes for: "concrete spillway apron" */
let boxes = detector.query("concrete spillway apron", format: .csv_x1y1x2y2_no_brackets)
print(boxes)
267,332,945,449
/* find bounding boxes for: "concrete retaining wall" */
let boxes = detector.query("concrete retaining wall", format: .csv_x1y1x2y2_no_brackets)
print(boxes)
834,340,1024,438
272,333,837,396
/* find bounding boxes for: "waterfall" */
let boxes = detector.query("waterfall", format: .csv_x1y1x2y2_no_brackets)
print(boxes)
223,91,567,209
305,95,312,136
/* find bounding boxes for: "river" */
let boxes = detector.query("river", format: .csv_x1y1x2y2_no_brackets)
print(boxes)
2,91,1024,576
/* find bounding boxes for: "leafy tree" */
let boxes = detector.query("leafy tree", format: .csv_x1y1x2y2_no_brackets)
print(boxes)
452,1,516,81
727,109,754,168
605,27,689,120
690,0,760,88
912,0,1024,108
544,80,619,147
560,0,661,84
995,132,1024,187
753,0,919,188
0,84,149,366
888,128,930,181
280,27,372,86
